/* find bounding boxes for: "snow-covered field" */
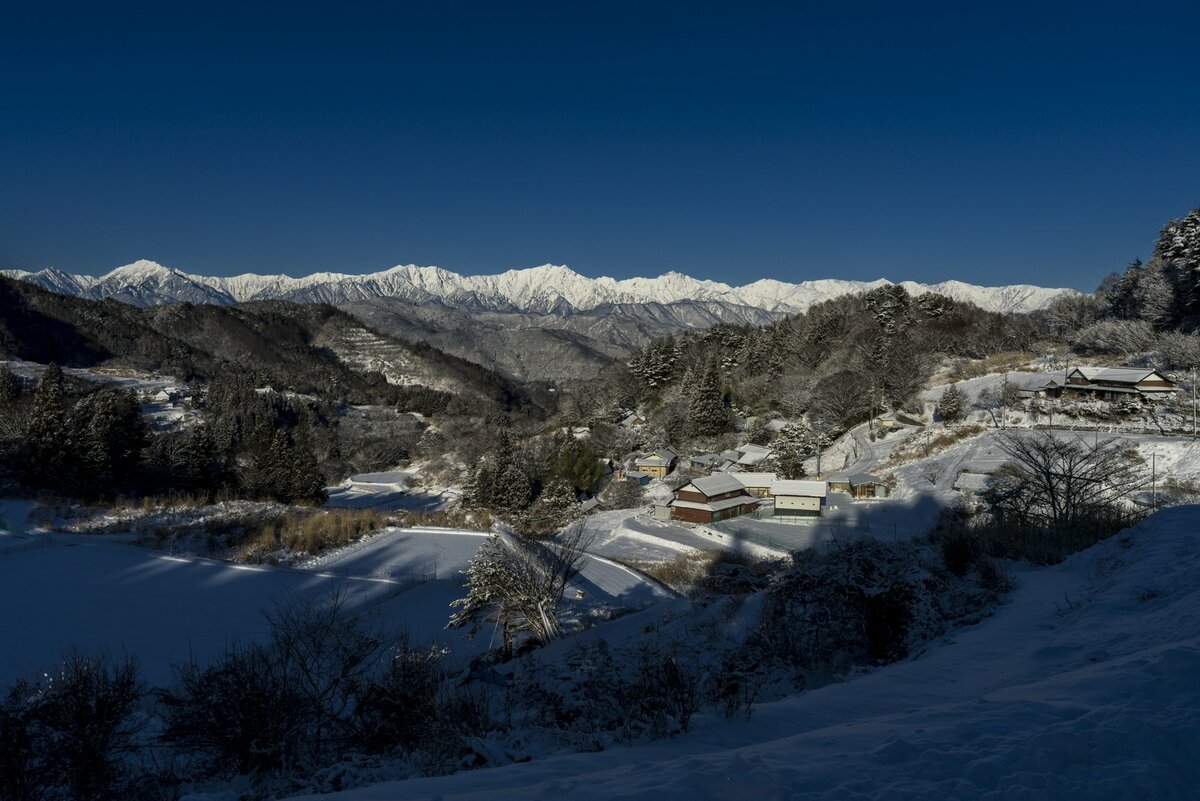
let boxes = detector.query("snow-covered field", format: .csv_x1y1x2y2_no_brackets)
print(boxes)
0,525,672,686
325,469,458,513
285,505,1200,801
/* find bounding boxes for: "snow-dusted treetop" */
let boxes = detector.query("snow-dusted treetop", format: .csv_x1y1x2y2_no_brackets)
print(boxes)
0,259,1077,315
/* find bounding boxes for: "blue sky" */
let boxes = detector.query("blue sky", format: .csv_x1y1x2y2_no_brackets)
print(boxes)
1,1,1197,289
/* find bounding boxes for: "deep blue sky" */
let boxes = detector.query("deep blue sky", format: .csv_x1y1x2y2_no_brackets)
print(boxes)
2,1,1198,289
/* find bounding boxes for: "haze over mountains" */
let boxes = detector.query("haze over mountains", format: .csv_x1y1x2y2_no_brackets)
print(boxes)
1,261,1077,382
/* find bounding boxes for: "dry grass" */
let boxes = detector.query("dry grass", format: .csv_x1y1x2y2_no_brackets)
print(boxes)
612,549,761,594
945,352,1038,382
238,506,491,563
109,489,245,513
239,509,390,562
883,424,987,468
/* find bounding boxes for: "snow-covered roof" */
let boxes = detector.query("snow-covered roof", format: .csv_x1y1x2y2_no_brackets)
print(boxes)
771,479,828,498
737,444,772,456
625,470,649,479
1066,367,1174,386
827,472,885,486
637,449,677,465
668,495,755,513
733,472,777,489
953,472,993,492
687,474,750,497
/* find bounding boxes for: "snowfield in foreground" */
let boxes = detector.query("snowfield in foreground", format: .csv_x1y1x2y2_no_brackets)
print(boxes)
0,527,672,685
287,507,1200,801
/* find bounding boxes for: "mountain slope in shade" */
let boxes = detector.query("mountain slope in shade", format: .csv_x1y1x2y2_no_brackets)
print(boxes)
0,260,1077,315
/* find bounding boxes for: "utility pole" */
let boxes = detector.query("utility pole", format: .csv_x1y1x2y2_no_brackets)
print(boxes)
1152,453,1157,512
1192,367,1196,440
1001,371,1008,430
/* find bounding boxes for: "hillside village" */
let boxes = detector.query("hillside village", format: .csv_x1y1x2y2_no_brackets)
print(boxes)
5,213,1200,799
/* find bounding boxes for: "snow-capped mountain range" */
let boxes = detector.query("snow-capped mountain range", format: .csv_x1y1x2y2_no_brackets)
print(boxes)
0,260,1076,315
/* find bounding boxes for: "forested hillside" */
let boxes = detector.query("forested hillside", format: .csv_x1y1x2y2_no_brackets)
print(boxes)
560,287,1041,447
0,276,540,415
1040,207,1200,367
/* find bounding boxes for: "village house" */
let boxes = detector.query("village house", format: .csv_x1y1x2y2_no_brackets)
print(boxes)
827,472,889,499
732,471,777,498
620,411,647,429
669,474,758,524
735,443,772,468
633,448,678,479
770,479,828,517
1020,367,1178,402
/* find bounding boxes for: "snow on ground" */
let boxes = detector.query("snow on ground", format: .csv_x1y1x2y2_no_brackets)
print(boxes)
0,538,401,685
286,506,1200,801
0,524,674,686
325,466,458,513
579,510,727,562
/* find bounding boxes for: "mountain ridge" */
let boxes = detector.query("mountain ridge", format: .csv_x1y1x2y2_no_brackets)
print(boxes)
0,260,1076,316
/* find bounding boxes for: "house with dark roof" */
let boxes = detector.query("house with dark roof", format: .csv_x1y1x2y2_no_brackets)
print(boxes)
1020,367,1177,402
668,474,758,524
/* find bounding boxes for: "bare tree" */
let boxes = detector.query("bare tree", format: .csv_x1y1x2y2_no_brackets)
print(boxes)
449,522,594,657
983,431,1146,528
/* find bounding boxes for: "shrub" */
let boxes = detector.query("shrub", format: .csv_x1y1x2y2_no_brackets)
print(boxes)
0,651,145,801
751,540,948,685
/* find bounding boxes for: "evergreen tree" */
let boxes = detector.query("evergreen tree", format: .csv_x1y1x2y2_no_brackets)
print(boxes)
937,384,968,424
69,390,148,495
289,422,327,505
493,463,533,514
524,478,581,533
768,424,811,480
25,364,69,486
0,366,20,405
743,417,771,446
686,362,729,438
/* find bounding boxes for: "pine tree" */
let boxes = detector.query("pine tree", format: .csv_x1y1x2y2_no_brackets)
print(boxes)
937,384,968,424
493,463,533,514
25,364,69,486
768,424,811,480
289,422,327,505
686,362,729,438
0,366,20,405
524,478,581,533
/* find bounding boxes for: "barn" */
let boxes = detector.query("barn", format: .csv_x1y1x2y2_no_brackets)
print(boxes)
770,479,828,517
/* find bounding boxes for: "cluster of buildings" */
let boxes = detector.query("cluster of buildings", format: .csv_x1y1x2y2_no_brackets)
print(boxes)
618,446,890,526
661,471,892,525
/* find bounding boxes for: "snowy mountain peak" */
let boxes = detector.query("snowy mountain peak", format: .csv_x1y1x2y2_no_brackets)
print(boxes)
100,260,180,281
0,261,1078,315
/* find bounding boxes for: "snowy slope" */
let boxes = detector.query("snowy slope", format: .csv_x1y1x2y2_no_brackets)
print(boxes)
286,506,1200,801
1,260,1076,314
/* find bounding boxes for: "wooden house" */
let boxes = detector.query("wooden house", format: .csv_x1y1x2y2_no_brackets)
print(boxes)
770,479,828,517
827,472,889,499
620,412,647,429
669,474,758,524
1020,367,1177,402
633,448,678,479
